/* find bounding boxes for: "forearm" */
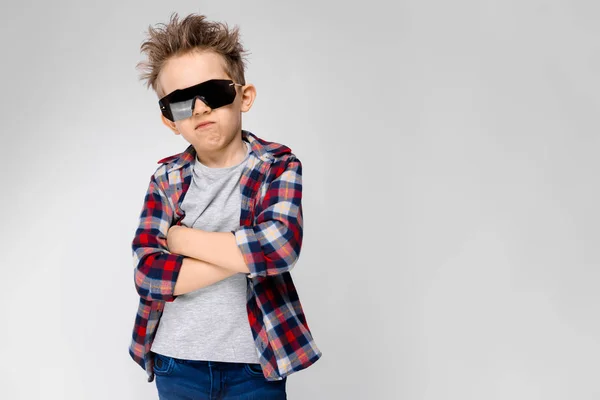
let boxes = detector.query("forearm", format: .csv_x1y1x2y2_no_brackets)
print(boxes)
173,257,239,296
172,228,250,274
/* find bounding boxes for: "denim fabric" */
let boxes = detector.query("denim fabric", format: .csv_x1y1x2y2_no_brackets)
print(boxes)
152,352,287,399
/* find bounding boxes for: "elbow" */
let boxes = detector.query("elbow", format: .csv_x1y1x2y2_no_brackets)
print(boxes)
133,268,153,301
246,260,295,279
233,222,302,279
132,250,182,302
272,256,299,276
133,275,153,301
133,268,178,302
247,241,301,279
133,268,167,302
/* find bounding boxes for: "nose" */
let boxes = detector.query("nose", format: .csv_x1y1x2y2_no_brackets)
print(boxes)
192,96,211,115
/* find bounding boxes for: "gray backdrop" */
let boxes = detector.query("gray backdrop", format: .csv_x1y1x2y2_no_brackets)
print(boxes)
1,0,599,399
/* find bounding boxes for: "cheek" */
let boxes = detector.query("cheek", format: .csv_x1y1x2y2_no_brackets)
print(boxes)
177,120,195,131
216,108,241,123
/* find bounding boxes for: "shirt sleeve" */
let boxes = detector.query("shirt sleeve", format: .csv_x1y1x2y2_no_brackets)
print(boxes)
231,157,304,279
132,173,185,301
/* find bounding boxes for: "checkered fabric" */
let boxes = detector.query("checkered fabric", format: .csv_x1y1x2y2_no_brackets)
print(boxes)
129,130,322,382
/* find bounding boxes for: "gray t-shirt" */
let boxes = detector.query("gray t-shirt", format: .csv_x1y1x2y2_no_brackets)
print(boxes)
150,140,259,363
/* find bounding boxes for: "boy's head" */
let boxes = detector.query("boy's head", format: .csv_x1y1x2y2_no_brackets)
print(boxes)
136,13,256,156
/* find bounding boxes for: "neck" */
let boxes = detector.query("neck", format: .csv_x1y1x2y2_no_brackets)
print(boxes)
195,135,246,168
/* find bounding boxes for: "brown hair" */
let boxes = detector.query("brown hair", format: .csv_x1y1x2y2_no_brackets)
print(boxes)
136,12,250,98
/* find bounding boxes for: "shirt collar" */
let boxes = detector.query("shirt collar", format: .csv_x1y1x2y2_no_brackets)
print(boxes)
162,130,291,174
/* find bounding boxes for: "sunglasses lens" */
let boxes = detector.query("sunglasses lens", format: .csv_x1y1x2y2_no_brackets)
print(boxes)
162,80,237,122
170,98,194,121
203,80,236,108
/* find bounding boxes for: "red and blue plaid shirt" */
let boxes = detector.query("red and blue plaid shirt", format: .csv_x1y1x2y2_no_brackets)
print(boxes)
129,130,322,382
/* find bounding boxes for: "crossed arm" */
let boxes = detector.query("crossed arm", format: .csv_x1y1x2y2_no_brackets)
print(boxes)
167,227,249,274
132,157,304,301
166,228,248,296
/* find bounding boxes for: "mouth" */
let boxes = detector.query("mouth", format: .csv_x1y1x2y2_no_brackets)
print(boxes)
195,121,215,129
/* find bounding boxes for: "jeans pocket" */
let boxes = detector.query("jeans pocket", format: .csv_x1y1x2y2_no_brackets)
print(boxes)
153,352,175,376
243,363,265,378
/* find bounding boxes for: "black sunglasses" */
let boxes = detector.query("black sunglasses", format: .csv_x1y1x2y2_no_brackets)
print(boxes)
159,79,243,122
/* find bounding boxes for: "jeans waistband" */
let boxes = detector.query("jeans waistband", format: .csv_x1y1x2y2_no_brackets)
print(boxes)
157,353,258,368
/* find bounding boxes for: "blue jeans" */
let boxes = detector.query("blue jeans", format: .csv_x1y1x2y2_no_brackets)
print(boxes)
152,352,287,400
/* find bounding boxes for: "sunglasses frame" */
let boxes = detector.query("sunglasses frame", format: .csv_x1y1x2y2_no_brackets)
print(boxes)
158,79,244,122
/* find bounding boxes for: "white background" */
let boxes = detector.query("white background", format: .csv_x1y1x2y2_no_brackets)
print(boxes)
1,0,599,399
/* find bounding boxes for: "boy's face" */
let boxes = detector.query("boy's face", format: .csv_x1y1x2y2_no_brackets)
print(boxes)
157,50,255,154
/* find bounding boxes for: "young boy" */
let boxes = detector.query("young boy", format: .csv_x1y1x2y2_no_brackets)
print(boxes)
128,12,322,399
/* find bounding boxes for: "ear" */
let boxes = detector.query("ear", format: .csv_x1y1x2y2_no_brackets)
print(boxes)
161,114,180,135
239,84,256,113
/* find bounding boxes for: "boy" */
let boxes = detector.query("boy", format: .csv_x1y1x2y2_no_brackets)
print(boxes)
128,12,322,399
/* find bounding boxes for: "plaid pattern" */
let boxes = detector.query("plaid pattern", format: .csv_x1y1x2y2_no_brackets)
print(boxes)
129,130,322,382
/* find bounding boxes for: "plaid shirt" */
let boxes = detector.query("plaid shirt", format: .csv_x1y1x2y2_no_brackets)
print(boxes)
128,130,322,382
